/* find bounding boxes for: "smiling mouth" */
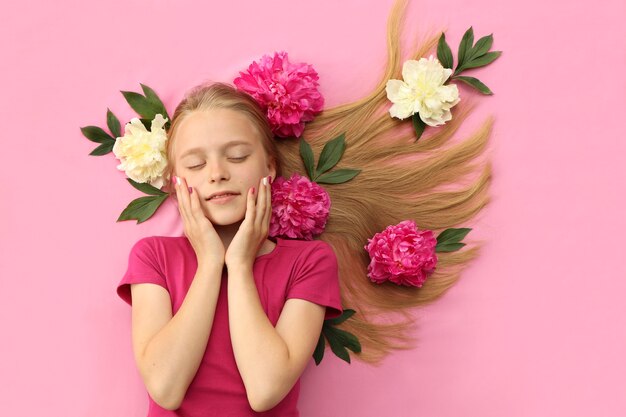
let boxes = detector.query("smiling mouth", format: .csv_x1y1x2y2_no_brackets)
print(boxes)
206,193,239,201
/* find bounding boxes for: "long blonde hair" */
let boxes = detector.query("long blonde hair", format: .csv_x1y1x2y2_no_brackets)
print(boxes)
164,0,493,364
274,0,493,363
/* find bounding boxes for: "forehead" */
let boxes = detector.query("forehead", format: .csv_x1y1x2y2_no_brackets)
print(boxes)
173,108,261,157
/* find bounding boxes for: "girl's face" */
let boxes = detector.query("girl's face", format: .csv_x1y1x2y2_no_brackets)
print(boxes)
173,107,276,226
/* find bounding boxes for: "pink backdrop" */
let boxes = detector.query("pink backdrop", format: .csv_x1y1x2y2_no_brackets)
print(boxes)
1,0,625,416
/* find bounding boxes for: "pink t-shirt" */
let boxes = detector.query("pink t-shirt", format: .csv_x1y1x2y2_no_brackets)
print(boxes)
117,236,343,417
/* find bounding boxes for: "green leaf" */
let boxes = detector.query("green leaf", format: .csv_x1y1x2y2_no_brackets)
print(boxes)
437,227,471,244
116,194,169,224
89,141,115,156
121,91,151,118
437,32,454,69
318,312,362,363
140,83,170,121
127,178,167,196
106,108,121,138
435,242,466,252
334,328,362,354
315,169,360,184
325,326,361,354
325,309,356,326
324,327,352,363
80,126,114,144
316,133,346,177
469,34,493,60
453,76,493,95
299,138,316,180
121,90,164,121
313,333,325,365
412,113,426,141
458,51,502,72
457,26,474,68
436,227,470,252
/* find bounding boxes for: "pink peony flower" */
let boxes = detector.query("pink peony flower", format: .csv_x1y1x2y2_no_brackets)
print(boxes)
269,173,331,240
233,51,324,138
364,220,438,287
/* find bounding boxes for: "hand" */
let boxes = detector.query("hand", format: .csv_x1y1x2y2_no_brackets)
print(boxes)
173,175,225,267
225,175,272,270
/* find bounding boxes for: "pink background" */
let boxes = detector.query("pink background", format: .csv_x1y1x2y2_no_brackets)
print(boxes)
1,0,625,416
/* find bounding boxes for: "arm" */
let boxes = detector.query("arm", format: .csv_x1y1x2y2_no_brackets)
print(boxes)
227,264,326,412
130,261,223,410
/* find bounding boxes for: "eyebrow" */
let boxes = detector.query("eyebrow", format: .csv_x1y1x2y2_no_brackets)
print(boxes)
179,140,253,158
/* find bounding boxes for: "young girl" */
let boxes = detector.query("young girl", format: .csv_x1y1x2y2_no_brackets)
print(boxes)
116,83,343,416
117,0,494,413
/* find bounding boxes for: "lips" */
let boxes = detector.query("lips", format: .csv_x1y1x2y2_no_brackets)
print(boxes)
206,191,240,201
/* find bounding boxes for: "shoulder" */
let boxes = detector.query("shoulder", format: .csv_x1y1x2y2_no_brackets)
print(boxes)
278,238,343,319
277,238,335,257
119,236,186,305
273,238,337,273
131,235,188,246
125,236,194,270
129,235,190,254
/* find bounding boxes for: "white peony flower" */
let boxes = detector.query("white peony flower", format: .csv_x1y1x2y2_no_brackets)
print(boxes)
112,114,169,189
386,55,460,127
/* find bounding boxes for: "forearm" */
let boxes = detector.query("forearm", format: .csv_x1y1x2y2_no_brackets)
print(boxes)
141,262,223,408
226,264,293,411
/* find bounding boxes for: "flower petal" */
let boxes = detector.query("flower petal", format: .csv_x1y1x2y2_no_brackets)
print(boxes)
401,60,423,86
389,103,414,120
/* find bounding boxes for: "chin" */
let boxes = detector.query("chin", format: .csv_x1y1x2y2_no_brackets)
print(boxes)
205,212,245,227
210,218,243,227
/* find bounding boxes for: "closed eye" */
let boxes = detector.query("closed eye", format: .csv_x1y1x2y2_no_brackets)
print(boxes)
188,163,205,170
187,156,247,169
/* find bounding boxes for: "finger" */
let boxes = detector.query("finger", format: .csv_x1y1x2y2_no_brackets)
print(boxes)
188,184,204,221
173,176,184,214
175,176,192,226
177,177,190,215
188,185,215,231
243,186,256,226
255,176,268,230
181,178,201,229
262,176,272,232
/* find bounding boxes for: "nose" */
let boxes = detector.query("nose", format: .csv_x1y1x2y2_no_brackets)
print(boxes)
207,157,229,183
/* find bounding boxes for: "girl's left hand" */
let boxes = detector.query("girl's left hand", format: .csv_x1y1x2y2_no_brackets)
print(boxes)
225,175,272,269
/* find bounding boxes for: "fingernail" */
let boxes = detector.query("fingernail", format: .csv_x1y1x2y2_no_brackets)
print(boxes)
172,176,177,185
263,177,268,186
176,176,181,185
252,187,256,194
269,176,273,184
188,187,193,194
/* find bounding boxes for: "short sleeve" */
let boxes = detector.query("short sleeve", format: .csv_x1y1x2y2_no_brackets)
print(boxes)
116,237,169,306
286,241,343,320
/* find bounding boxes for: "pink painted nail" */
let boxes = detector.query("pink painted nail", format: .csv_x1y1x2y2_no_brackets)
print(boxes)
252,187,256,194
188,187,193,194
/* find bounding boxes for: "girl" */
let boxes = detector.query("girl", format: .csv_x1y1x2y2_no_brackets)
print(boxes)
117,83,343,416
117,0,494,413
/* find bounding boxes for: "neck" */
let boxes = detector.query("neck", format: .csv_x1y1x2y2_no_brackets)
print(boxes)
213,221,277,257
214,222,242,251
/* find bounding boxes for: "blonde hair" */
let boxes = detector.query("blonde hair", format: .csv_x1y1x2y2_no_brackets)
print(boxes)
165,0,493,364
274,0,493,364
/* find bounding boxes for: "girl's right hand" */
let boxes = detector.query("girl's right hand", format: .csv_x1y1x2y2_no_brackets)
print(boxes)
173,175,225,267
